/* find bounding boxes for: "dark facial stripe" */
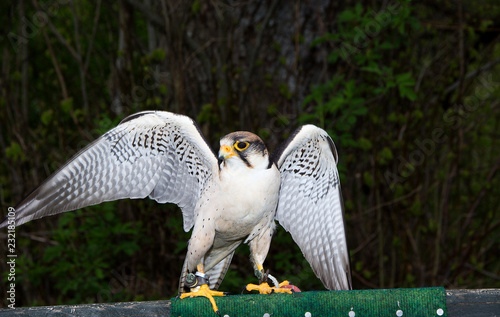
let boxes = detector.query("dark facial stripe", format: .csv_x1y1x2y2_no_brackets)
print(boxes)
237,151,253,168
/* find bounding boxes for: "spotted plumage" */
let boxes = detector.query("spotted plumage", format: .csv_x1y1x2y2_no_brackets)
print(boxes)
1,110,352,305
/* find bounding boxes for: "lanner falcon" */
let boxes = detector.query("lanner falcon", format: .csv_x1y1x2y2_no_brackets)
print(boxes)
1,111,351,314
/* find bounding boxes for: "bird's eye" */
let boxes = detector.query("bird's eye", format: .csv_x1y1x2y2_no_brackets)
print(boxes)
234,141,250,151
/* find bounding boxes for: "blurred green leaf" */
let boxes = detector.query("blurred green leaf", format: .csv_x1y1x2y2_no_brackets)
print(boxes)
5,141,26,162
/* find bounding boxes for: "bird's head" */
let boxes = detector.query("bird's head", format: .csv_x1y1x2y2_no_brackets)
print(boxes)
218,132,270,170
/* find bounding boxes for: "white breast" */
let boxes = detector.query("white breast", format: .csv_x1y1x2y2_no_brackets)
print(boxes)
201,164,280,240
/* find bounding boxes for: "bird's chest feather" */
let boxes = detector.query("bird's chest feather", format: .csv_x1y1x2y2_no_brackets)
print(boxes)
200,166,280,237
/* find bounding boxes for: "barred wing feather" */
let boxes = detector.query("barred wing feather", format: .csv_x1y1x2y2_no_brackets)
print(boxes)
0,111,218,232
272,125,352,290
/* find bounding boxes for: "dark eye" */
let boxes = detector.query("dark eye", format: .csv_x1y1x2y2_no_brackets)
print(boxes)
234,141,250,151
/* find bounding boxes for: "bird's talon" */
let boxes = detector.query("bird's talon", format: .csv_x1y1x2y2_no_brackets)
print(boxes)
278,280,290,288
246,281,293,294
180,284,225,314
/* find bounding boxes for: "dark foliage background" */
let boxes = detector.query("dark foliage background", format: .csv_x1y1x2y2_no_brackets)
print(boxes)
1,0,499,307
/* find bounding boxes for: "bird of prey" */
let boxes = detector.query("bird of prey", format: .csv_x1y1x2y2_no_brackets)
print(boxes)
1,111,351,314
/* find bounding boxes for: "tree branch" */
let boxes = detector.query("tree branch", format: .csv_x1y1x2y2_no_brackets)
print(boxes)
461,153,500,232
84,0,102,72
32,0,69,100
238,0,281,128
70,0,89,114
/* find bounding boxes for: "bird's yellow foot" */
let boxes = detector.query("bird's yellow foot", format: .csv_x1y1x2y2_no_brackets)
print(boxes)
246,280,293,294
180,284,226,315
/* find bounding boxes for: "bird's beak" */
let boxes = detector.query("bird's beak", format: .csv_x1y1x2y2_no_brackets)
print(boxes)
218,145,236,163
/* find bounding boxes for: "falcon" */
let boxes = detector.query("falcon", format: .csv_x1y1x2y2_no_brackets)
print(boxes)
1,111,351,314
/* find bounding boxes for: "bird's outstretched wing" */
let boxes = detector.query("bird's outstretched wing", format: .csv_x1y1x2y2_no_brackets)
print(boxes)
271,125,352,290
0,111,218,231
